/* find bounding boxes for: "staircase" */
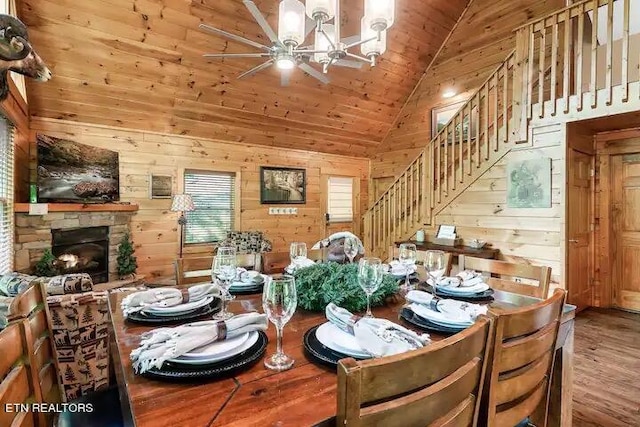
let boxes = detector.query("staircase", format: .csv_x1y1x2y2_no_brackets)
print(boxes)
364,0,640,260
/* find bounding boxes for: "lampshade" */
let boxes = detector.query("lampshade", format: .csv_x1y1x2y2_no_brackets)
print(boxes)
171,194,194,212
364,0,395,32
278,0,306,46
306,0,336,22
314,23,336,64
360,18,387,57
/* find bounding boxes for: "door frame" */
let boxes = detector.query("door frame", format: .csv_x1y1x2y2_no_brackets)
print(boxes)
595,130,640,308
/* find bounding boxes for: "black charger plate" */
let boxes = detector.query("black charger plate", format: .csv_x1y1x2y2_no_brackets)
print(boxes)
434,287,494,302
140,331,268,382
303,325,369,369
126,298,222,325
229,285,263,296
399,307,465,335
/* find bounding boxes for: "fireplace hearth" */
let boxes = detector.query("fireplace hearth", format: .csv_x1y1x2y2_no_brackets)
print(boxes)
51,226,109,283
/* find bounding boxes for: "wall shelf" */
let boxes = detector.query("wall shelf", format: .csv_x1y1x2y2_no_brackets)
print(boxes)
14,203,139,213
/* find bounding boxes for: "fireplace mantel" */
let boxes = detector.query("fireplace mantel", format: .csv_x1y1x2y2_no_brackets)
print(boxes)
14,203,138,213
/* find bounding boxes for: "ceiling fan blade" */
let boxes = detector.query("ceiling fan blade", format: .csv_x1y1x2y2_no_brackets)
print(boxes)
298,62,330,84
203,53,272,58
281,72,290,87
341,35,360,45
243,1,281,46
200,23,270,51
238,60,274,79
334,59,363,69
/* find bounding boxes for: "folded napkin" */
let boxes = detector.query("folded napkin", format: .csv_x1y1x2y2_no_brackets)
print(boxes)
325,303,429,357
286,257,316,273
406,290,488,321
388,260,417,276
130,312,268,373
121,283,221,316
456,270,485,287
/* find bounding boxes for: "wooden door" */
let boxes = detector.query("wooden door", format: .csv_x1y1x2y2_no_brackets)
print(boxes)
612,154,640,312
321,175,358,237
567,148,593,309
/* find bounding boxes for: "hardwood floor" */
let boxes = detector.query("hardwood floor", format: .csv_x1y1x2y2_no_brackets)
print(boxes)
573,308,640,426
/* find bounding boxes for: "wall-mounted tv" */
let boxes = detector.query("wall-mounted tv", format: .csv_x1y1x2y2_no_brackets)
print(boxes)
36,134,120,203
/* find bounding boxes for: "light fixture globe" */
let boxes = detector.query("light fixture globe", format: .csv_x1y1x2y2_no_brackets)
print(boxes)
314,23,336,64
306,0,336,23
361,18,387,58
278,0,306,46
364,0,395,32
276,55,296,70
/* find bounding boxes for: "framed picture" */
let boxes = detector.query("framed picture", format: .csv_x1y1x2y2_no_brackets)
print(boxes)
149,174,172,199
507,158,552,208
431,101,478,142
260,166,306,204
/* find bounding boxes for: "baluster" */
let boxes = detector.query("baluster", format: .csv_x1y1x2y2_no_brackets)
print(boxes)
527,25,535,119
562,9,571,114
550,14,558,116
539,27,546,118
493,73,499,151
408,165,413,228
503,63,509,144
577,4,585,111
466,102,472,176
430,143,435,209
483,84,489,161
451,119,457,191
436,135,441,204
459,108,464,183
444,127,449,196
621,0,630,102
475,93,481,167
590,0,598,109
605,0,613,105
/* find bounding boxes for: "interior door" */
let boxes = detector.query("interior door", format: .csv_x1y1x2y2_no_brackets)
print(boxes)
612,154,640,312
567,148,593,310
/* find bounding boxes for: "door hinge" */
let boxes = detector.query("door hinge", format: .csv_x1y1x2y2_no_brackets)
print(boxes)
590,168,595,177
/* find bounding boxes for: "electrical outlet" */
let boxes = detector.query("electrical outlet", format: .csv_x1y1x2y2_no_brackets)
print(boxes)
269,208,276,215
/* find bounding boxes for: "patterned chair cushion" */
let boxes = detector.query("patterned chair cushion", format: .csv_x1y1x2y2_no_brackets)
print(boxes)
221,231,272,254
43,273,93,296
0,272,38,297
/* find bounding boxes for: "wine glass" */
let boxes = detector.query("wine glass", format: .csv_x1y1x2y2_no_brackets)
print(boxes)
263,275,298,371
358,257,382,318
289,242,307,272
212,247,237,320
398,243,417,291
343,237,359,264
424,250,446,293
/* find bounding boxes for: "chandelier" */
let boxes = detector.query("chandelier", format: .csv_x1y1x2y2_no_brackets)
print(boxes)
199,0,395,84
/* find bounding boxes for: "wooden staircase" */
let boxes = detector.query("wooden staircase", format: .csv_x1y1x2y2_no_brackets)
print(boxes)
364,0,640,260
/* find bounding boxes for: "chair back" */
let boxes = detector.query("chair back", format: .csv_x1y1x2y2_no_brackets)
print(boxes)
483,289,566,427
175,254,259,286
458,256,551,298
388,245,454,272
337,317,493,427
261,252,290,275
0,319,42,427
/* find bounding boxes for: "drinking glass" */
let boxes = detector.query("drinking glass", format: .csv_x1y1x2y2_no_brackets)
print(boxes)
212,247,237,320
358,257,383,318
262,275,298,371
343,237,359,264
289,242,307,272
398,243,417,291
424,250,446,293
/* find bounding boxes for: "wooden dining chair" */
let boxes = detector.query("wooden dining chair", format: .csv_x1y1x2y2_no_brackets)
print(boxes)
337,317,493,427
482,289,566,427
458,256,551,299
261,252,290,275
175,253,259,285
388,245,454,272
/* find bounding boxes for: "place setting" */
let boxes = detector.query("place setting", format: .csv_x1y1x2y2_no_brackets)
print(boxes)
428,270,495,302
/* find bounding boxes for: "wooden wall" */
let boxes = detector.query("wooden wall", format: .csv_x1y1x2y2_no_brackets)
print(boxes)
369,0,565,181
27,118,370,278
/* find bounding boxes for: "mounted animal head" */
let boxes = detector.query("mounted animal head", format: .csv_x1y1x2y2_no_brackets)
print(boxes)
0,14,51,100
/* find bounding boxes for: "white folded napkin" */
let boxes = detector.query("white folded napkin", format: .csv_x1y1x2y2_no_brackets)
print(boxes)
121,283,221,316
325,303,429,357
456,270,486,287
130,313,268,373
406,290,488,323
388,260,417,276
286,257,316,273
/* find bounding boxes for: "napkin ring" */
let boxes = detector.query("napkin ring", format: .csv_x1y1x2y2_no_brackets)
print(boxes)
347,314,362,335
181,289,190,303
216,321,227,340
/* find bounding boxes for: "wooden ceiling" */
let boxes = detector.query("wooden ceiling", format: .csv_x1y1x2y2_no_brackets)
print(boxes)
20,0,469,157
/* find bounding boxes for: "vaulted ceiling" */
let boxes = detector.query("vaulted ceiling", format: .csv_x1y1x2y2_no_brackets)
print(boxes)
20,0,470,156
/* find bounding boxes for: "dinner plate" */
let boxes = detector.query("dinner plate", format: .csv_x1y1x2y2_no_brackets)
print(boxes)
229,285,263,296
435,283,490,295
409,303,473,327
144,296,214,315
170,332,259,365
126,298,222,325
303,325,369,369
315,322,370,359
399,308,464,335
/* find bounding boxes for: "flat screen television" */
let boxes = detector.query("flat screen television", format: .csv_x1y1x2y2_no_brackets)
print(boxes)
36,134,120,203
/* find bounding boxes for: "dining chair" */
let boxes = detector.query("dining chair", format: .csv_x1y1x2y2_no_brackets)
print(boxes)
337,316,493,427
388,245,454,271
261,251,290,274
458,256,551,299
482,289,566,427
175,253,260,285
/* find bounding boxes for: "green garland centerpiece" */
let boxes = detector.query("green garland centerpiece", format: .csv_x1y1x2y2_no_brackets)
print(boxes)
293,262,398,312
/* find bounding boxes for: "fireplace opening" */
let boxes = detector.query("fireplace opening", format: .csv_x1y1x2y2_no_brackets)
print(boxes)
51,226,109,284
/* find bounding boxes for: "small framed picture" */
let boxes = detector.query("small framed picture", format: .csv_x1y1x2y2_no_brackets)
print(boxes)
260,166,306,204
149,174,172,199
432,101,478,141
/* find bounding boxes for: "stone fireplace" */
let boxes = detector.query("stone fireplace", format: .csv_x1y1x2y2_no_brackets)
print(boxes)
14,209,135,283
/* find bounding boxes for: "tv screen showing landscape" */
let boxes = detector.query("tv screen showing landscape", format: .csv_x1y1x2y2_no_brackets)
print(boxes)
37,134,120,202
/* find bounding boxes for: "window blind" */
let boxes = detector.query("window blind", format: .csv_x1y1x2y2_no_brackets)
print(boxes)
327,176,354,223
0,116,14,274
184,170,236,244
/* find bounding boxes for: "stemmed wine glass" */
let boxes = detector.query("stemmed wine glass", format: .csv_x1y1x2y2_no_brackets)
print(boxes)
424,250,446,293
212,246,237,320
358,257,383,318
343,237,359,264
262,275,298,371
289,242,307,272
399,243,417,292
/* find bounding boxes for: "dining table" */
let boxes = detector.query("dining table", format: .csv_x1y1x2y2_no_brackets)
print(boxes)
108,286,576,427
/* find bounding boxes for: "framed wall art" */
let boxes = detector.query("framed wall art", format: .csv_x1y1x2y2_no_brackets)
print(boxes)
260,167,306,204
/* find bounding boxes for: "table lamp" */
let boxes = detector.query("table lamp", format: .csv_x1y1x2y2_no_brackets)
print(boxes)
171,194,194,258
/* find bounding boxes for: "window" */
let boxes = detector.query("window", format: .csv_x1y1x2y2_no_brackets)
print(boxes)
184,170,237,244
0,117,13,274
327,176,354,223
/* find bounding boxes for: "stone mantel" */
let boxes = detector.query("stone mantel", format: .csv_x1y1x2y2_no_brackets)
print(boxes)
14,203,138,213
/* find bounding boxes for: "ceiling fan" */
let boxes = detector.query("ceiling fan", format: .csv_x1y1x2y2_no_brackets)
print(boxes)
199,0,395,85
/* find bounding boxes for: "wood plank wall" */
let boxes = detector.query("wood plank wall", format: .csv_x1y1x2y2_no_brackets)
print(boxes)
369,0,566,181
26,118,370,278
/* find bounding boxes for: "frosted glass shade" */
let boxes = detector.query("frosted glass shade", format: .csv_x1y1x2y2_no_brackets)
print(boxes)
306,0,336,22
364,0,395,31
360,18,387,57
278,0,306,46
314,23,336,64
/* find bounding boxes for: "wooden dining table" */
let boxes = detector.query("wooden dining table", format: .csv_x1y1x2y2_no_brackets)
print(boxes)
108,288,575,427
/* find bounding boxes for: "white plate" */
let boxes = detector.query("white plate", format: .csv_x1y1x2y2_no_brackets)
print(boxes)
169,332,259,365
182,332,249,359
143,296,214,315
436,282,489,295
315,322,371,359
409,303,473,327
436,300,484,322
